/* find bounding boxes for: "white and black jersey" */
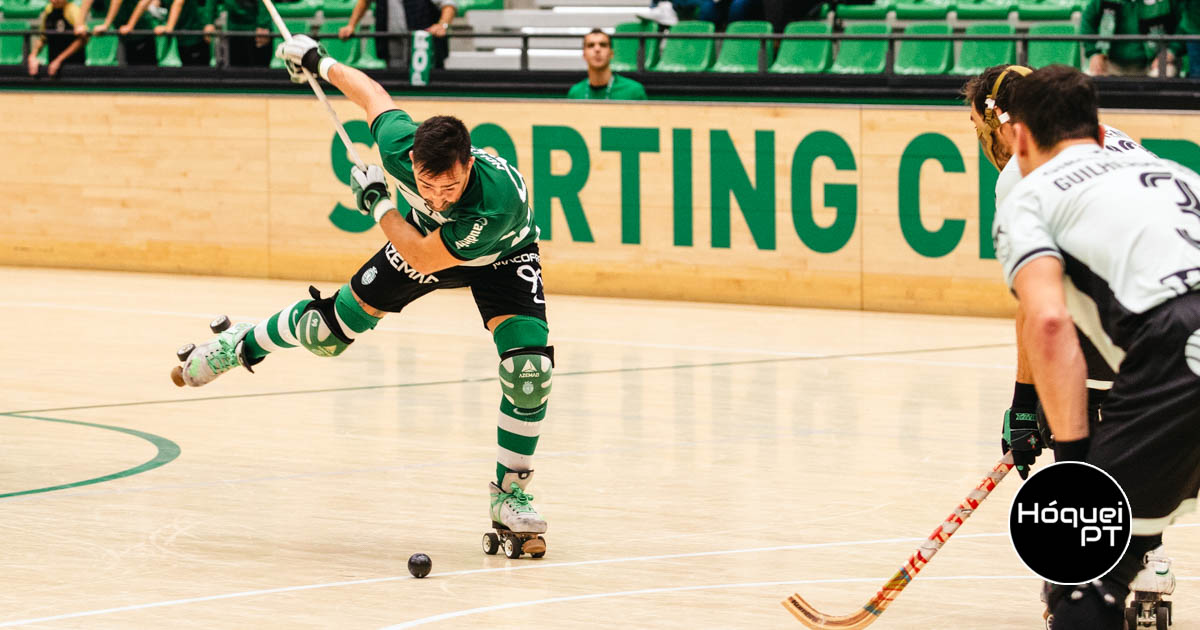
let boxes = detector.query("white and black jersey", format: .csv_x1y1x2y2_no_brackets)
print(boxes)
994,125,1155,207
995,143,1200,534
995,144,1200,367
995,126,1155,390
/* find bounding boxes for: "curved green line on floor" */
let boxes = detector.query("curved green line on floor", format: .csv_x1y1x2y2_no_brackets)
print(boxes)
0,413,181,499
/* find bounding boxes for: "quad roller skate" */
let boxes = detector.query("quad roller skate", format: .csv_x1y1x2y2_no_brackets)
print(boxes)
170,315,256,387
482,471,547,559
1126,547,1174,629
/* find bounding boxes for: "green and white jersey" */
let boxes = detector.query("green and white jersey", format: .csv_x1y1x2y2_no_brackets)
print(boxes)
371,109,538,267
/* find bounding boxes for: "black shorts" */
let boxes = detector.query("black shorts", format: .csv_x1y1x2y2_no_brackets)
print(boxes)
349,241,547,328
1088,292,1200,528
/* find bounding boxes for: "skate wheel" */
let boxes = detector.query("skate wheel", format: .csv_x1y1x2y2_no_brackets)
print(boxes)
176,343,196,362
481,532,499,555
170,365,185,387
530,536,546,559
1156,606,1169,630
210,315,231,334
1125,607,1136,630
502,535,522,559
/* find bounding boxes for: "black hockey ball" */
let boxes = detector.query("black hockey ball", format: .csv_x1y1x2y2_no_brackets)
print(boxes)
408,553,432,578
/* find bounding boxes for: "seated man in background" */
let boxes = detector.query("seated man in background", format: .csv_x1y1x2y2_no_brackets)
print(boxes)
337,0,456,69
121,0,209,65
204,0,272,67
1082,0,1182,76
27,0,86,77
567,29,646,101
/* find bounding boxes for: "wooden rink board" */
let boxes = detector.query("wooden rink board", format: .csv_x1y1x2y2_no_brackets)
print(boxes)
3,92,1200,316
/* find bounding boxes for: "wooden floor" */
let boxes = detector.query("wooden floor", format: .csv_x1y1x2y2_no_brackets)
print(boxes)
2,266,1197,629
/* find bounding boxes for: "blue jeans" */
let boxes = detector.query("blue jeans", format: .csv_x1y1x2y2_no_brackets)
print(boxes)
1188,41,1200,78
652,0,763,29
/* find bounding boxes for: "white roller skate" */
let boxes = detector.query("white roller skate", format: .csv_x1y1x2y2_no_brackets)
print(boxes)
170,315,257,387
1126,546,1175,629
482,470,547,559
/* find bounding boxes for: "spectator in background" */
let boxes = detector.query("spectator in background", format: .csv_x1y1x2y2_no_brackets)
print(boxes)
77,0,156,64
122,0,209,65
1182,0,1200,76
205,0,272,66
762,0,822,30
1082,0,1181,76
338,0,456,69
27,0,86,76
638,0,762,30
567,28,647,100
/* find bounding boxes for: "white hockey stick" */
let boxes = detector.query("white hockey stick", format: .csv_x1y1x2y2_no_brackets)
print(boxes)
260,0,366,171
782,452,1015,629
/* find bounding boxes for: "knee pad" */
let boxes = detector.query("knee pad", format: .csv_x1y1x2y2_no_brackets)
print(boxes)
297,286,354,357
493,316,553,409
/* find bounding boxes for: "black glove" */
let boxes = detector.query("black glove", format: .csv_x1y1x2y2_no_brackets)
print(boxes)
1002,382,1044,479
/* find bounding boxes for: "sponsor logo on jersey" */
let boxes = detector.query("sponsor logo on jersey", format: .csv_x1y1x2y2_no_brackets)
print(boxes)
384,243,439,284
362,266,378,285
492,252,540,269
454,218,488,250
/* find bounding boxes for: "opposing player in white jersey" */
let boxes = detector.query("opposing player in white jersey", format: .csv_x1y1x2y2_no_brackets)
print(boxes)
966,64,1176,626
994,64,1200,629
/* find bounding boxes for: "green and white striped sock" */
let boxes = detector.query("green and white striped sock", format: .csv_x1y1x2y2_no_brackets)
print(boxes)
243,285,379,360
496,398,546,483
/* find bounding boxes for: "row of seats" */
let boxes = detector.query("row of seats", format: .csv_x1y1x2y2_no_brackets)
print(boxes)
0,17,389,68
611,19,1082,74
0,0,501,20
837,0,1082,21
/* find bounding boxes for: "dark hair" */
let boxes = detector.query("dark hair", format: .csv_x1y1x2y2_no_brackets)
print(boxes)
413,115,472,175
1007,65,1100,151
962,64,1024,116
583,28,611,48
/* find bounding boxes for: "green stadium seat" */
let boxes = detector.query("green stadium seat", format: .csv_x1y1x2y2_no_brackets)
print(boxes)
352,33,385,68
1017,0,1076,20
1,0,44,19
610,20,656,72
951,22,1014,75
268,18,308,68
272,0,319,19
651,20,714,72
156,35,181,66
710,20,772,73
894,0,953,20
85,21,118,65
1028,22,1080,68
322,0,355,18
456,0,502,13
894,22,951,74
0,21,29,65
317,20,358,65
954,0,1013,18
769,20,832,74
836,0,892,19
829,22,888,74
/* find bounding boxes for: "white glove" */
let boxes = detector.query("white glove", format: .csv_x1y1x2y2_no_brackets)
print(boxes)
350,164,396,222
275,34,337,81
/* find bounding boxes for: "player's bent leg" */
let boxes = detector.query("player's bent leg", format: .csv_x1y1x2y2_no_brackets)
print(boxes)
175,284,382,388
489,314,552,537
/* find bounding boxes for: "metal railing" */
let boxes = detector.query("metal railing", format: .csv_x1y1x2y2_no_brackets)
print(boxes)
3,27,1197,77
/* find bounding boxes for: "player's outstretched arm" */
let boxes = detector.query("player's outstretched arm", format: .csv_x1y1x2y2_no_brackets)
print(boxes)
1013,257,1087,445
276,35,394,125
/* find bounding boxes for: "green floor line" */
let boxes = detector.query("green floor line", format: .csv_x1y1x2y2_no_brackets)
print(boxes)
0,414,181,499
